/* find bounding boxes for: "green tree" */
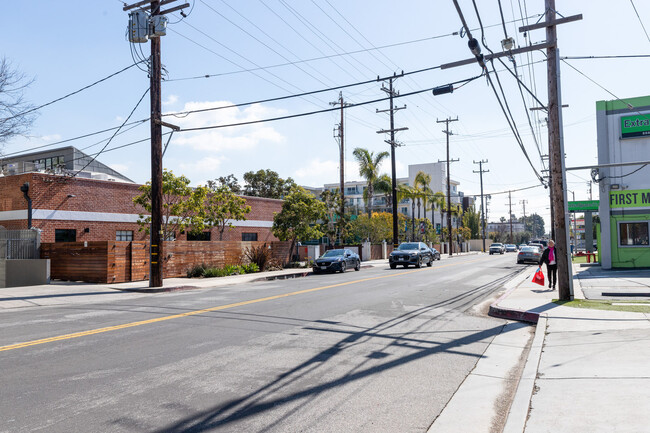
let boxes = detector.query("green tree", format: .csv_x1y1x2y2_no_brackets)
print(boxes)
522,213,545,238
352,147,389,217
133,169,206,240
397,184,418,240
272,186,326,262
202,184,251,240
320,189,349,246
414,171,432,220
207,174,241,194
463,205,481,239
243,169,296,199
374,174,393,210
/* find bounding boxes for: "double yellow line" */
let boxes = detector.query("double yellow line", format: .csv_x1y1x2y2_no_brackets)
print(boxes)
1,258,483,352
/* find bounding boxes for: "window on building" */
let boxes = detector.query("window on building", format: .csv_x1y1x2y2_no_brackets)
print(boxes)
187,231,211,241
55,229,77,242
619,222,650,246
116,230,133,241
242,233,258,241
33,155,65,171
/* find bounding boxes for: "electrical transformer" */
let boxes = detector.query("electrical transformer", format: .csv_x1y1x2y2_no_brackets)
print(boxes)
128,11,148,43
152,15,168,37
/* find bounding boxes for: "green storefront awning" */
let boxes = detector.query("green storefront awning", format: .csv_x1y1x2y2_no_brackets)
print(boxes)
568,200,599,212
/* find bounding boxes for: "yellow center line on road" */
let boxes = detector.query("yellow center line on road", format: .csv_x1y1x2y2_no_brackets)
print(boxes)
1,257,489,352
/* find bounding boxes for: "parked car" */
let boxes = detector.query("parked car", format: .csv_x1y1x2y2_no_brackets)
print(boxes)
313,249,360,273
489,243,505,255
429,247,441,261
505,244,518,252
517,246,542,264
389,242,433,268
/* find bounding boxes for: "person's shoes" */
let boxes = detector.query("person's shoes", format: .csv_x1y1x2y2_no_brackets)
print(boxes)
553,285,556,289
548,283,552,288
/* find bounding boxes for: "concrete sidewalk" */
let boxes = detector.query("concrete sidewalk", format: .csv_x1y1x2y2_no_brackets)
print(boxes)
432,263,650,432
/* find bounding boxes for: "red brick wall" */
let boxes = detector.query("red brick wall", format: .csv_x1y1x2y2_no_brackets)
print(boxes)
0,173,282,243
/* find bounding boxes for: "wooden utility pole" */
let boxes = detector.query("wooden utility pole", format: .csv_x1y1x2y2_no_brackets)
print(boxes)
330,92,350,229
123,0,186,287
438,117,459,257
473,160,489,252
520,199,528,236
508,190,513,243
377,74,407,248
149,0,163,288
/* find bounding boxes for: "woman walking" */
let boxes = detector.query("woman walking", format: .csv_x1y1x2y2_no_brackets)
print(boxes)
538,240,557,289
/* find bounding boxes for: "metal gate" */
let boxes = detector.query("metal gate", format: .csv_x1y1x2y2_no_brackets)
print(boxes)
0,229,40,259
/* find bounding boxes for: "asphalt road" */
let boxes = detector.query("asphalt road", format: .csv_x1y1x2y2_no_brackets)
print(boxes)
0,253,526,433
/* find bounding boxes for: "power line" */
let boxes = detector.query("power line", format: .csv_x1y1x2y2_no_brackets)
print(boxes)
4,62,145,121
177,75,482,133
73,88,150,177
629,0,650,44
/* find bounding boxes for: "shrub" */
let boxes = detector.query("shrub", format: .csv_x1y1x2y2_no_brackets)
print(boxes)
186,263,207,278
203,267,229,278
242,263,260,273
244,243,272,271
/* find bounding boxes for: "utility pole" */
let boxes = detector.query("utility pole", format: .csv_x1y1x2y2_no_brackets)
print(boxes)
438,117,459,257
473,160,489,252
508,190,513,243
520,199,528,238
377,73,407,248
123,0,186,288
331,92,350,232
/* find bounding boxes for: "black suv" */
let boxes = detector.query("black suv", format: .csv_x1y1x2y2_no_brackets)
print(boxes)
389,242,434,269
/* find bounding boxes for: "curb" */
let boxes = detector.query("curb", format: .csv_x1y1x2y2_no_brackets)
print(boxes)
115,285,201,293
488,270,540,324
502,315,547,433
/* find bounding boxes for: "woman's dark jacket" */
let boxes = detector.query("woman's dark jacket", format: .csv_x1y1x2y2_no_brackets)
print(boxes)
539,247,556,266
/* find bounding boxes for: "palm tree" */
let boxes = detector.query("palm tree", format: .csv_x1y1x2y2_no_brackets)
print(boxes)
353,148,389,218
427,191,446,234
397,184,418,241
374,173,393,211
414,171,432,220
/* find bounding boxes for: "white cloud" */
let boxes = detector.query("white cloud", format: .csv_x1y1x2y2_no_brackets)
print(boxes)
179,156,225,175
39,134,62,142
171,101,286,153
294,158,339,181
163,94,179,107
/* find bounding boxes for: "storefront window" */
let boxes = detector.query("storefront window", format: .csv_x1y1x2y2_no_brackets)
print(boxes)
619,222,649,246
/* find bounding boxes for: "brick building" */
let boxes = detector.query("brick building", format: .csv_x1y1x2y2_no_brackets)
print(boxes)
0,172,282,243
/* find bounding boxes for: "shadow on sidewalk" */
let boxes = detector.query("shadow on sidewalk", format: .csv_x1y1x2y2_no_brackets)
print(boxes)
0,291,119,302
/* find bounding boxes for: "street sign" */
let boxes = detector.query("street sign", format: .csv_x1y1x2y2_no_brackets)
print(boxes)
568,200,599,212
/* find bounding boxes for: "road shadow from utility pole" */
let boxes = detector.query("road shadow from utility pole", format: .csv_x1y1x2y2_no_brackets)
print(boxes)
148,272,524,433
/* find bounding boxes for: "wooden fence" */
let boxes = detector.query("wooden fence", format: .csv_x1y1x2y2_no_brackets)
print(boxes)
41,240,292,283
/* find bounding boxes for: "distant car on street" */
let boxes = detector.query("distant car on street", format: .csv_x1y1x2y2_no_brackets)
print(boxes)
389,242,434,268
530,239,548,248
518,243,527,250
429,247,441,261
313,249,360,273
517,246,542,264
505,244,518,252
528,243,544,252
489,243,505,255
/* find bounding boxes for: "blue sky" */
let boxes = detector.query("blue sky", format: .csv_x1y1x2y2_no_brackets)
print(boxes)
2,0,650,229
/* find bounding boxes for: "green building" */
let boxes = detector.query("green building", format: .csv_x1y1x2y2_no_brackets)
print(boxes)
596,96,650,268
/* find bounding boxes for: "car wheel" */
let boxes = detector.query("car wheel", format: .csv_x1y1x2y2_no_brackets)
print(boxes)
517,261,522,264
313,268,320,274
426,257,432,267
490,252,493,255
390,263,397,269
415,257,422,268
340,262,346,273
354,260,360,271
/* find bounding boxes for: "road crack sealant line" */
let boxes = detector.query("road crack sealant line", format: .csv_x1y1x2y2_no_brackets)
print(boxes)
488,267,540,324
1,257,489,352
